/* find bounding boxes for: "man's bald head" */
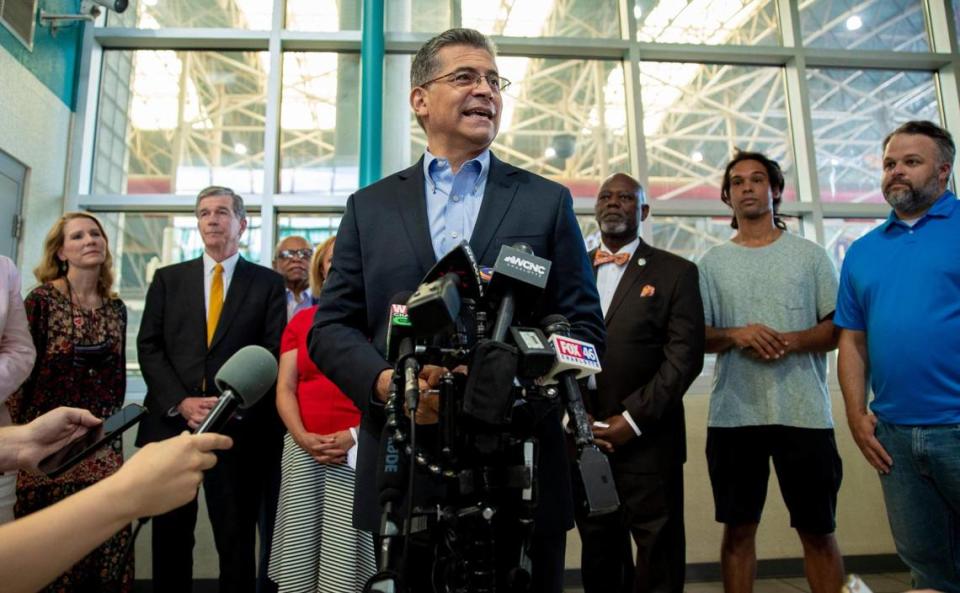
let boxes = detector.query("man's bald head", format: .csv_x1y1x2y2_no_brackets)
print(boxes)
595,173,649,244
599,173,645,202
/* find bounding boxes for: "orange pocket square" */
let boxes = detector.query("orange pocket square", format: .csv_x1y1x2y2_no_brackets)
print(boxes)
640,284,656,297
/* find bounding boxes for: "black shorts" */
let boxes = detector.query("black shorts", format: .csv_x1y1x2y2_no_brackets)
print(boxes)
706,425,842,534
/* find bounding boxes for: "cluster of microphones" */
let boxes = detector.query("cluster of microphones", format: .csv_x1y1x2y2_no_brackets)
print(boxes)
374,241,619,559
364,241,621,592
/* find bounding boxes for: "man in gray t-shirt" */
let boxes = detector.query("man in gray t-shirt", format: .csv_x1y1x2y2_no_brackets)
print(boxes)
699,151,844,593
700,231,837,429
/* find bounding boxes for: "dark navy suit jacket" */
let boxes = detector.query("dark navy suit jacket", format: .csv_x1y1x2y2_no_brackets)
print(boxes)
310,153,605,533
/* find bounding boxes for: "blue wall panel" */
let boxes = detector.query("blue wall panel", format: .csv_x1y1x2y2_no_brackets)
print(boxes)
0,0,84,109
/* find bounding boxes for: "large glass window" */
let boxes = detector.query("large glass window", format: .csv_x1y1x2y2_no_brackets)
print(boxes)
107,0,274,29
800,0,929,51
280,53,361,194
93,51,269,196
286,0,360,31
463,0,620,38
808,68,940,203
822,217,886,268
650,215,803,261
636,0,780,46
385,0,450,33
81,0,956,388
955,0,960,43
276,213,342,245
650,216,733,261
640,63,794,202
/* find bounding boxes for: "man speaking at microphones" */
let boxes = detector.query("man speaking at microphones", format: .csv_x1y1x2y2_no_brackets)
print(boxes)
310,28,603,593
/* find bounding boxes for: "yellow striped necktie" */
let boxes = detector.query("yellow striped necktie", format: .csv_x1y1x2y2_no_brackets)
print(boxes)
207,263,224,346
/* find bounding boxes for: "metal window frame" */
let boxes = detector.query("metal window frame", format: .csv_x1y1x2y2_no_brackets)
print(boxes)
69,0,960,266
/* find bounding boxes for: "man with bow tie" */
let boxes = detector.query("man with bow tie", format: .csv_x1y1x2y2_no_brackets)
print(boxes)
576,172,705,593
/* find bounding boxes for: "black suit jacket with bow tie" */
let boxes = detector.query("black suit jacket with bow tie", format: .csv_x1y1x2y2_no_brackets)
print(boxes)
310,153,605,533
589,239,705,471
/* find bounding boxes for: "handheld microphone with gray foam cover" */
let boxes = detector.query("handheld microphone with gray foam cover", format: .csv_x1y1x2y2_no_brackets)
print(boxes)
195,345,279,434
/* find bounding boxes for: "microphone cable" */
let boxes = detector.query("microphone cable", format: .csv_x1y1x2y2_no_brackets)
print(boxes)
400,376,418,586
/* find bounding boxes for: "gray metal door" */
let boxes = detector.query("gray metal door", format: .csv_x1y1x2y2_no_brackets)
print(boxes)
0,151,25,261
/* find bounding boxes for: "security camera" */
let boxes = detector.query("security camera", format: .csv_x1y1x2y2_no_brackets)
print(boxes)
90,0,128,13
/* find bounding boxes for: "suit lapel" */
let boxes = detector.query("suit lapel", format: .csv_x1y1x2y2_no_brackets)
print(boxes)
604,239,654,325
209,256,252,350
396,157,437,274
470,152,520,262
588,248,599,281
186,258,207,348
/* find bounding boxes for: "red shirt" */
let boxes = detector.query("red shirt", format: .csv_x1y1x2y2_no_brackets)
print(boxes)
282,306,361,434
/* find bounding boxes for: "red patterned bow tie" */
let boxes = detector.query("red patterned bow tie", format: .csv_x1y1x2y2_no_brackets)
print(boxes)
594,250,630,267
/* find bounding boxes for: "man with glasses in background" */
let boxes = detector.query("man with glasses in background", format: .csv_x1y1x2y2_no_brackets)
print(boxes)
310,28,604,593
272,236,316,321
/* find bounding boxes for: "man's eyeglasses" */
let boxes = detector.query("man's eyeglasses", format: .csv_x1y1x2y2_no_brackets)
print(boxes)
420,69,512,93
278,249,313,260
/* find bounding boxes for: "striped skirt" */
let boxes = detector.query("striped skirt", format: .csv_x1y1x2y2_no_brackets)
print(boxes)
268,432,376,593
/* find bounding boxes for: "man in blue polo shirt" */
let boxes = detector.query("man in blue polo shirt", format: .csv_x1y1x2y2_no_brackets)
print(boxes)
836,120,960,593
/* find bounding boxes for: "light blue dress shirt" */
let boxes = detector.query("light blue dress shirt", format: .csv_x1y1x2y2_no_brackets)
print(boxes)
423,149,490,261
285,288,316,322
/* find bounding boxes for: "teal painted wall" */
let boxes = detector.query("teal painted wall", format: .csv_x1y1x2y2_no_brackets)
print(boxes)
0,0,84,109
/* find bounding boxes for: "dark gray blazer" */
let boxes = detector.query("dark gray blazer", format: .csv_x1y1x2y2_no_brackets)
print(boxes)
136,256,286,445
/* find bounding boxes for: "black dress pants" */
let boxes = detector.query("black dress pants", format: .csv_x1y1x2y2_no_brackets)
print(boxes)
150,427,282,593
575,463,685,593
151,495,198,593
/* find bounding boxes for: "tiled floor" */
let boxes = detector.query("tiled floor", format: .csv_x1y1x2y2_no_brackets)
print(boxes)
565,572,913,593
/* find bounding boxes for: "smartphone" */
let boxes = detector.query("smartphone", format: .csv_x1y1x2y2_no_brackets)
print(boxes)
38,403,149,478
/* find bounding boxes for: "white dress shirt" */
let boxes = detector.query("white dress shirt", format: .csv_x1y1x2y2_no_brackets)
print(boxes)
596,237,640,316
592,238,642,436
285,288,316,322
166,252,242,417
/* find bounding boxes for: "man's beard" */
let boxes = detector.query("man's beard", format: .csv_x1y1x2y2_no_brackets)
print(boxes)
883,174,941,216
599,219,629,235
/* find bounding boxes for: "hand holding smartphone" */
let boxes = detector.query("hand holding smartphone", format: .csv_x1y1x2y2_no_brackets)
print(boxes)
38,404,148,478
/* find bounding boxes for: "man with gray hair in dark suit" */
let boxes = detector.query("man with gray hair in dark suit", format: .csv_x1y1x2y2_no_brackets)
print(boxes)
311,28,604,593
137,186,286,593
